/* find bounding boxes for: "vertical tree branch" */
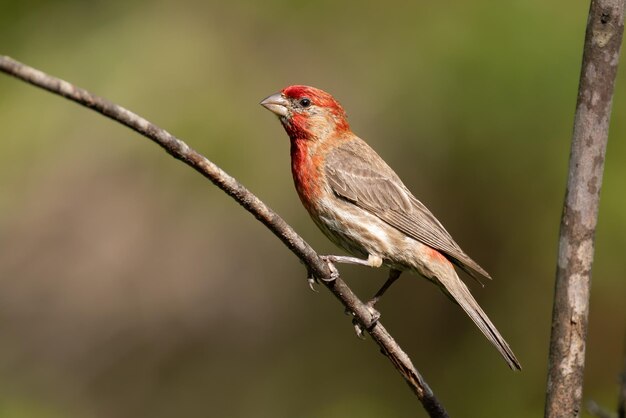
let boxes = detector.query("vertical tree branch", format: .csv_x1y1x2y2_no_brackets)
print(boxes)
545,1,624,417
0,56,449,418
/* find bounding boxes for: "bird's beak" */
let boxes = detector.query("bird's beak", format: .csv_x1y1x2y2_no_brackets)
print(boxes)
260,93,289,117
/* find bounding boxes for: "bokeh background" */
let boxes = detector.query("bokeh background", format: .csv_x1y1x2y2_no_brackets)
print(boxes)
1,1,625,417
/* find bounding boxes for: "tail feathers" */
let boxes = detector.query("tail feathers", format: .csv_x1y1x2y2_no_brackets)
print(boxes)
437,268,522,370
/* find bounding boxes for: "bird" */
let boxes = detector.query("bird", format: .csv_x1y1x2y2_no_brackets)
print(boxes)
260,85,521,370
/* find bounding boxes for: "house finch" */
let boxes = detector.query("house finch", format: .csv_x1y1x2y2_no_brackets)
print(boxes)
261,85,521,370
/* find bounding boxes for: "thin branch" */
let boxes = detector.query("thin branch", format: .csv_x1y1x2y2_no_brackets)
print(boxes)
588,400,618,418
545,1,625,417
617,336,626,418
0,55,449,418
586,335,626,418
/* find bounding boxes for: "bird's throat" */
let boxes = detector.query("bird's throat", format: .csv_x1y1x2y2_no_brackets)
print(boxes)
290,138,323,211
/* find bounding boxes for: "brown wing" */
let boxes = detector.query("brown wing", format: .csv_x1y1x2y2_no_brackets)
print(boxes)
325,139,491,281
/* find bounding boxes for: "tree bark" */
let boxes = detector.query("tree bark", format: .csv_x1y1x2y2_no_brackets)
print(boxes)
545,1,625,417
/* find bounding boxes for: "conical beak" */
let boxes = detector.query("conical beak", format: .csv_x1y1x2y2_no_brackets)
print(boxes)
260,93,289,117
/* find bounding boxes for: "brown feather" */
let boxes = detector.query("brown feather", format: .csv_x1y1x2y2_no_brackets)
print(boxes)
325,138,492,282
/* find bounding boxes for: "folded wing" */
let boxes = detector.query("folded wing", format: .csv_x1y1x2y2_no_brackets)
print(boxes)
325,139,491,282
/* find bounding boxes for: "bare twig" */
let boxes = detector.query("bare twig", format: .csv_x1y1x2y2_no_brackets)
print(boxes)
587,337,626,418
586,337,626,418
588,400,618,418
545,1,625,417
0,55,449,418
617,336,626,418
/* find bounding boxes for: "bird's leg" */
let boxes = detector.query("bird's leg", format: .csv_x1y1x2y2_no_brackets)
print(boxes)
320,254,383,268
318,254,382,283
316,254,390,338
366,269,403,309
354,269,403,335
352,268,403,338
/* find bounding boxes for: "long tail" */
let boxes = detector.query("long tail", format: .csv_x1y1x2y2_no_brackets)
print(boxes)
434,263,522,370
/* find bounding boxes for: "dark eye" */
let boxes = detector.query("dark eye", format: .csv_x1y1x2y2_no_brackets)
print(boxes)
299,98,311,108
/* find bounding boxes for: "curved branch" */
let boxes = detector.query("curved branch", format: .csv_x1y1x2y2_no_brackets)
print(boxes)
0,55,449,418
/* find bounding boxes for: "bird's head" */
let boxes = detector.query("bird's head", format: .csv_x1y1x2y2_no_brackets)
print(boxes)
260,85,350,141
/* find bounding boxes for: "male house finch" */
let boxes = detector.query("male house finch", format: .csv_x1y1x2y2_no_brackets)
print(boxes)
261,85,521,370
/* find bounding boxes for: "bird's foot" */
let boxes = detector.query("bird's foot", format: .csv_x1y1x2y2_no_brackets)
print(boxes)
306,270,319,292
318,256,340,282
352,318,367,339
365,299,381,324
351,301,381,339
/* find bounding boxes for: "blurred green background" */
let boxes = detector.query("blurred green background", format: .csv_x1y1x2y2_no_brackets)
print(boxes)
1,0,625,417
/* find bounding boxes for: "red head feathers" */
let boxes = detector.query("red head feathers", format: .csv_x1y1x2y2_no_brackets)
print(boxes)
261,85,350,140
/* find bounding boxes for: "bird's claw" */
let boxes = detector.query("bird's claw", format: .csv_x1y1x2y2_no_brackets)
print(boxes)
307,273,319,292
352,318,367,339
365,301,381,324
319,256,340,282
349,302,382,339
305,258,336,290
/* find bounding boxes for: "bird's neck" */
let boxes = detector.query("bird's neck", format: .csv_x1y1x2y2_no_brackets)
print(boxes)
283,112,350,144
283,114,350,209
290,137,323,210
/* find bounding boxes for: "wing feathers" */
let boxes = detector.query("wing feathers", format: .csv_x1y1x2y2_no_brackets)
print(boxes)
325,139,491,281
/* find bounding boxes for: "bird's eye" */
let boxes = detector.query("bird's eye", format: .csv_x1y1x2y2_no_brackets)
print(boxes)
299,98,311,108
